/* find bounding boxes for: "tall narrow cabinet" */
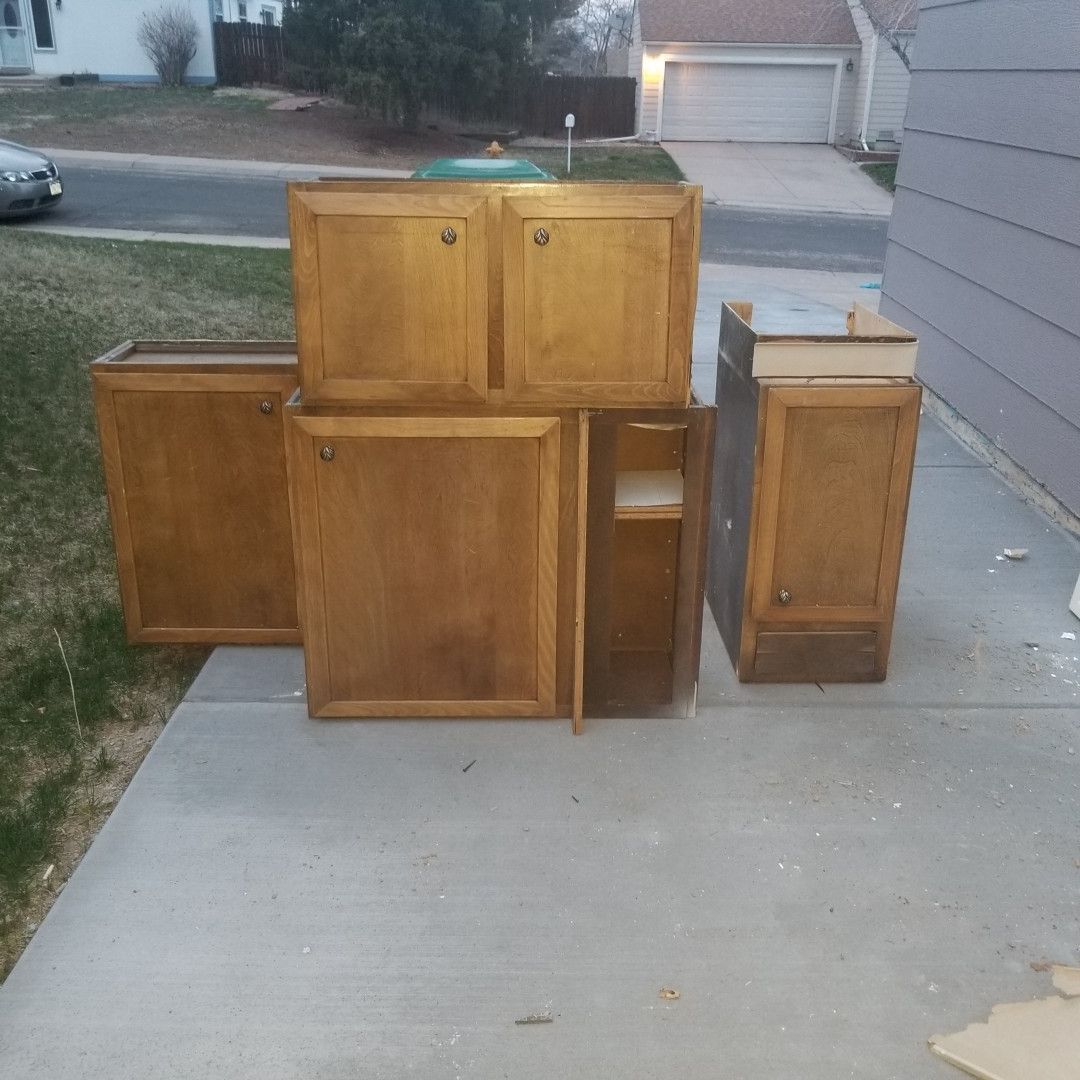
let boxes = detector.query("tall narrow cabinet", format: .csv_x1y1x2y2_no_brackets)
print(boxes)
708,302,920,682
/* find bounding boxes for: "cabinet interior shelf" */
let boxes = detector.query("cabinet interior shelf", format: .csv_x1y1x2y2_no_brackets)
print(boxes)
614,470,684,519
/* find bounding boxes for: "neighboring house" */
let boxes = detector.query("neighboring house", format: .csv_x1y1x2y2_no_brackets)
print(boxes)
0,0,221,82
880,0,1080,518
627,0,915,146
212,0,283,27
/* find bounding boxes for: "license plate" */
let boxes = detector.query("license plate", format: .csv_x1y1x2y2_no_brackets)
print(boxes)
49,181,62,196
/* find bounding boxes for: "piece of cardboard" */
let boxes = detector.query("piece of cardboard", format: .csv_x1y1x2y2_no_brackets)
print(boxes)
1052,964,1080,998
930,992,1080,1080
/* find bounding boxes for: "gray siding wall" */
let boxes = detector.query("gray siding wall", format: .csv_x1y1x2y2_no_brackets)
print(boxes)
880,0,1080,515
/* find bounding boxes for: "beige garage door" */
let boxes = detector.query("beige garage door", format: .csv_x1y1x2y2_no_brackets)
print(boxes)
662,62,837,142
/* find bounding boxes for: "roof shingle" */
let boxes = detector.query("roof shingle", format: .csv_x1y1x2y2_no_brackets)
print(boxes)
639,0,861,46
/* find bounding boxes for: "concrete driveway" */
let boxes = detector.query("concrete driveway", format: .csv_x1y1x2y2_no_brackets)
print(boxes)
665,143,895,217
2,267,1079,1079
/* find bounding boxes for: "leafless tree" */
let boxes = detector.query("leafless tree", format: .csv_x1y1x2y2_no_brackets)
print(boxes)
574,0,633,75
137,2,199,87
857,0,917,71
805,1,917,71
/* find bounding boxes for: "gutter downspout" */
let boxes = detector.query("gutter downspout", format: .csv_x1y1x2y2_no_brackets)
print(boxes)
860,34,879,151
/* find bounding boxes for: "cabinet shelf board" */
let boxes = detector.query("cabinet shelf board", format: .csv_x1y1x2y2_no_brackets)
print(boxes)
615,469,684,511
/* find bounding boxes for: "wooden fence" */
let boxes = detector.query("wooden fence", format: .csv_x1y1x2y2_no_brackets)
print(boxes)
432,75,637,139
213,22,285,87
518,75,637,139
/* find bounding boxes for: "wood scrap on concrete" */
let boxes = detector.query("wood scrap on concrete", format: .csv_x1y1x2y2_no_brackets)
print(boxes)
929,966,1080,1080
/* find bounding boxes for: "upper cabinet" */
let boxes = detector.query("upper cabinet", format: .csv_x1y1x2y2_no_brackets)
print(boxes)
502,189,700,406
289,187,489,403
92,342,301,644
287,181,701,408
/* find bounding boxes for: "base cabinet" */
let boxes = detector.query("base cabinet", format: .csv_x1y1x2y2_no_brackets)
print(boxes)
708,303,921,682
92,342,301,643
287,414,562,716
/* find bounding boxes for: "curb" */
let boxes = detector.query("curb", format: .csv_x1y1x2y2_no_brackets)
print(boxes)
41,147,411,181
12,223,289,248
705,197,892,220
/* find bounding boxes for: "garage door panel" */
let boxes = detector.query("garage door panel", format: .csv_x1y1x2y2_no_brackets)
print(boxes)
662,62,836,143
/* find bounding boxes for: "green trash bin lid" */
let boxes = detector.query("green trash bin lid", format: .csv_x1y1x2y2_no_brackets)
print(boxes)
411,157,555,180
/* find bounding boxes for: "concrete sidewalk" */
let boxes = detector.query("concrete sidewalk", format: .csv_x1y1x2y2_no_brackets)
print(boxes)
665,142,894,217
1,276,1077,1080
42,147,411,181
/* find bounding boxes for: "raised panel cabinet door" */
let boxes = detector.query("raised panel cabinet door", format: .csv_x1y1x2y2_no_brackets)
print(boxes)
93,372,300,643
502,190,700,406
289,187,489,403
288,415,561,717
751,385,920,623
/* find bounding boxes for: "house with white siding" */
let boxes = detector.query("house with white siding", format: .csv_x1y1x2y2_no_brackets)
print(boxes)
627,0,915,147
0,0,263,83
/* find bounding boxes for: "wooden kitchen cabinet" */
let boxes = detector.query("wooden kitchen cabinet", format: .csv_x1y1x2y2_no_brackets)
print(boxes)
93,183,719,731
286,412,563,716
91,341,301,643
288,181,701,409
289,187,489,404
708,303,920,682
501,190,700,406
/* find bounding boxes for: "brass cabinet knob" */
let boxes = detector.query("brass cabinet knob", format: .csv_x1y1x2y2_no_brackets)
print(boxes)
259,400,273,414
320,445,335,462
441,226,457,245
533,227,550,246
777,588,792,605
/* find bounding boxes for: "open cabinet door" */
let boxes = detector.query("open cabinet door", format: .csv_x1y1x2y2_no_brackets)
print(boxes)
288,415,561,716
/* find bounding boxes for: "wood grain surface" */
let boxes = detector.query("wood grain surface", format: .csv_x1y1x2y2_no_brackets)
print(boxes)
93,364,300,643
288,414,560,716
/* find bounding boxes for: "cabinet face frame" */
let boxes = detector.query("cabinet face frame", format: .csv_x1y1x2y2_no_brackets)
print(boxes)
501,191,700,406
287,414,561,717
92,349,301,644
289,188,489,404
749,385,920,625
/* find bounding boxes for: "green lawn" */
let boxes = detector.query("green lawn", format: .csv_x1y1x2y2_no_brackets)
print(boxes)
0,230,294,979
523,145,685,182
862,162,898,192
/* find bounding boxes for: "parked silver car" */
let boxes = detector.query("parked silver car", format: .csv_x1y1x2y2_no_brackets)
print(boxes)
0,139,63,218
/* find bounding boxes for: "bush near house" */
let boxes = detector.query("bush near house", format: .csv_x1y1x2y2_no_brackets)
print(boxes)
137,2,200,87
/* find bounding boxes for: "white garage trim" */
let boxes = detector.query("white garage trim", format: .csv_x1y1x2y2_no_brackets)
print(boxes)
654,54,844,144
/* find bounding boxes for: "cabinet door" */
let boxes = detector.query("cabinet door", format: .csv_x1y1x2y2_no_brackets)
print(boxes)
289,416,560,716
502,190,699,406
94,371,300,643
289,189,488,403
751,386,920,623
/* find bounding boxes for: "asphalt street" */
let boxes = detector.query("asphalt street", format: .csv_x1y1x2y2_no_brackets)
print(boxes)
7,165,889,272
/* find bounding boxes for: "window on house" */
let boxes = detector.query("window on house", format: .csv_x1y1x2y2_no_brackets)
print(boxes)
237,1,247,21
29,0,54,49
260,8,274,26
